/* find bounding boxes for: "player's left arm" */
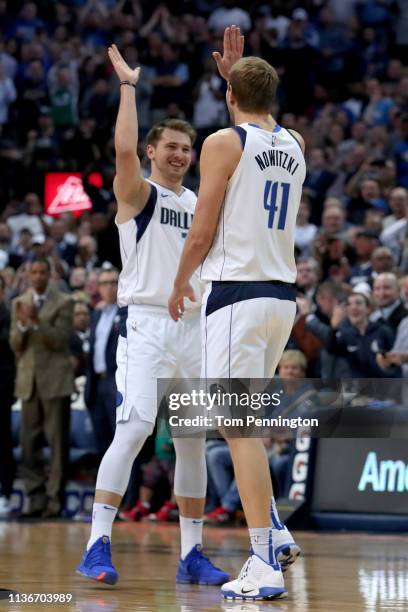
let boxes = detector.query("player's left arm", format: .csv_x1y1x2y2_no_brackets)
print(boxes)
168,130,241,321
287,128,306,155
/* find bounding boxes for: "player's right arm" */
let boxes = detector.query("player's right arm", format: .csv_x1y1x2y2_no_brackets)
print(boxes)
108,44,151,224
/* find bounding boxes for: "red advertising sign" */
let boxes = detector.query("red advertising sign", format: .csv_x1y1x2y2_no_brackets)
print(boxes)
44,172,102,217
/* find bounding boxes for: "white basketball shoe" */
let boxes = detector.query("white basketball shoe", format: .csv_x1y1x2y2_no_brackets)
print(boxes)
273,526,301,572
221,554,287,600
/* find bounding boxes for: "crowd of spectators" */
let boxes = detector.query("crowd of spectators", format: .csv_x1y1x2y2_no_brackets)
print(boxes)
1,0,408,521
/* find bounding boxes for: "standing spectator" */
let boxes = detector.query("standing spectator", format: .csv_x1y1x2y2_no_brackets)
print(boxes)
371,272,408,331
0,274,15,517
84,267,119,459
9,258,74,518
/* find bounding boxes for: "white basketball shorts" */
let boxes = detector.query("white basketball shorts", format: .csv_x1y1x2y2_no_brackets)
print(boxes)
201,281,297,379
115,305,201,424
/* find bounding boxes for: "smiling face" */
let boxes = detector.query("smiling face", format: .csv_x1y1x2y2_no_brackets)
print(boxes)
373,275,399,308
147,128,192,184
347,293,370,327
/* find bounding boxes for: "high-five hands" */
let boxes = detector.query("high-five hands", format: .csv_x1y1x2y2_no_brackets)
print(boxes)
212,25,245,81
108,44,141,85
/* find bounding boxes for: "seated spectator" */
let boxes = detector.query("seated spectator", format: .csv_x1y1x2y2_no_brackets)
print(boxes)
327,291,401,378
363,78,395,127
205,351,305,525
370,246,395,281
400,275,408,305
296,257,320,301
382,187,408,230
377,315,408,377
69,266,87,293
319,205,348,240
120,424,177,523
347,178,386,225
349,229,380,287
207,0,252,33
305,281,350,378
75,236,100,271
380,196,408,268
295,198,318,256
303,148,337,223
49,218,77,267
0,63,17,126
150,43,189,123
371,272,408,332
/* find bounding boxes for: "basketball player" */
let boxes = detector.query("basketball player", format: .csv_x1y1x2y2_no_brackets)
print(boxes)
169,57,305,599
77,32,244,585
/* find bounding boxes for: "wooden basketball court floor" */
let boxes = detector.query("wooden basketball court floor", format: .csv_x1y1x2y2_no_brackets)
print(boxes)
0,521,407,611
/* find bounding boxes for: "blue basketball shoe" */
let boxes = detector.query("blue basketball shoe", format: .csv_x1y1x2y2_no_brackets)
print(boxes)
76,536,118,585
176,545,229,585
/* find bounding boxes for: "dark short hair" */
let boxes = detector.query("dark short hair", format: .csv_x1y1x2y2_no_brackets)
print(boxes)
348,292,370,307
31,257,51,271
317,281,345,300
146,119,196,147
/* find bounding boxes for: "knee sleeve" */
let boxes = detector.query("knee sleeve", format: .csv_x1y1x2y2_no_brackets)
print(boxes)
173,437,207,498
95,409,154,497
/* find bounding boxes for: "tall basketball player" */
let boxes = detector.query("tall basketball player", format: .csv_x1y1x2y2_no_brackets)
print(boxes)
77,31,244,586
169,57,305,599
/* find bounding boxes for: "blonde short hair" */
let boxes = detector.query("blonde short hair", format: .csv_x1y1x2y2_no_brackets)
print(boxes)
229,57,279,113
279,350,307,372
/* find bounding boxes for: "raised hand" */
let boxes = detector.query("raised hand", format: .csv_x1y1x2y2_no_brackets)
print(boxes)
212,25,244,81
108,44,140,85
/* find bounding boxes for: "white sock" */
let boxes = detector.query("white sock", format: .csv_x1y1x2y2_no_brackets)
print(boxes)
271,495,285,530
179,516,203,559
87,503,118,550
249,527,276,565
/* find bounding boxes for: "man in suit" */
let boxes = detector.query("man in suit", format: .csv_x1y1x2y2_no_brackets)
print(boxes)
9,257,74,518
84,267,119,459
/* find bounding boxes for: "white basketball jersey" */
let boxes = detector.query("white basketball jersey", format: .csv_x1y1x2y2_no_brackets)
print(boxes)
116,179,200,308
200,123,306,282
